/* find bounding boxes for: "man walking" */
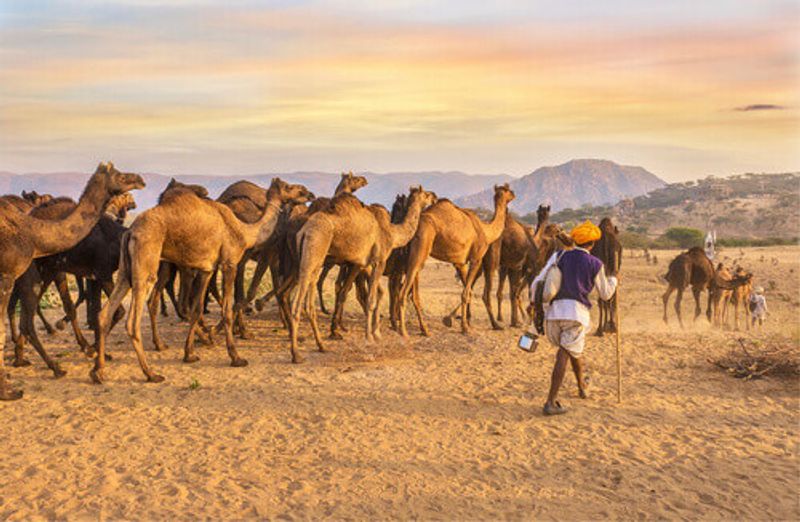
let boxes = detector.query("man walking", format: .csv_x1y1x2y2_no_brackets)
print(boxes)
533,221,618,415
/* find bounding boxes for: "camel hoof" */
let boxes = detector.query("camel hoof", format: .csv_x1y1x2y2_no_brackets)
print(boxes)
291,354,305,364
238,331,252,340
254,300,265,312
594,330,604,337
0,387,23,401
442,316,453,327
492,324,504,331
89,369,104,384
55,320,67,331
329,332,344,341
12,358,31,368
52,367,67,379
231,358,248,368
183,354,200,364
147,374,166,383
154,344,169,352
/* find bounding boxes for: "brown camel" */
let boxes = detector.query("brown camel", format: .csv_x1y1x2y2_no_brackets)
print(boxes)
396,184,515,338
256,172,368,320
710,265,753,330
662,247,715,326
91,178,312,384
0,162,145,400
288,186,436,362
590,217,623,336
327,187,438,340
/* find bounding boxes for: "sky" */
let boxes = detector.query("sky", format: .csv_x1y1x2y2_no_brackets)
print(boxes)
1,0,798,181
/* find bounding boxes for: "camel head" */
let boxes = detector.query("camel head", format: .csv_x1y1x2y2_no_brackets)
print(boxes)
21,190,53,206
337,171,368,194
164,178,209,199
408,185,437,209
106,192,137,221
536,204,551,224
94,161,146,195
599,217,616,234
390,193,408,221
268,178,315,205
543,224,573,248
493,183,515,205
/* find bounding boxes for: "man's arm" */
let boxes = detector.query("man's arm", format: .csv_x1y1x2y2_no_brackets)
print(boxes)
529,251,559,303
595,265,618,301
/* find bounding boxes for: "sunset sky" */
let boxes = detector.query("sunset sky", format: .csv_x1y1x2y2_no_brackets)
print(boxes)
1,1,798,181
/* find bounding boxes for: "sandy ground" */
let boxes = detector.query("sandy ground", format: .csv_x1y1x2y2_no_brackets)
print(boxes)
1,246,798,520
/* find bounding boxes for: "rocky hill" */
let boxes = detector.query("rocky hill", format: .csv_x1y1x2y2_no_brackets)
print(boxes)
545,172,800,240
0,170,512,210
455,159,665,213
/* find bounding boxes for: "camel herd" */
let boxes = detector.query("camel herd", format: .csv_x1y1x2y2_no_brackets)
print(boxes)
0,163,592,400
1,162,750,402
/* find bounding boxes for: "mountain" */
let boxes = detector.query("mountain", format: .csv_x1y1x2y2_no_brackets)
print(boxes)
548,172,800,240
455,159,666,213
0,170,512,210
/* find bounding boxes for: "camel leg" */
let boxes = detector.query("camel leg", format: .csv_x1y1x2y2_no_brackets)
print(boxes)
221,265,248,367
182,271,214,364
460,260,484,335
0,276,24,400
388,272,402,331
125,271,165,383
8,286,24,359
53,272,91,354
674,287,685,328
15,269,65,377
148,264,171,352
372,282,385,339
398,232,433,338
692,286,703,322
410,275,429,337
443,264,468,328
606,293,618,333
496,268,506,324
662,286,675,324
365,263,384,342
245,254,270,306
316,263,333,315
91,268,132,384
330,265,360,340
57,276,85,331
290,255,324,364
508,270,523,328
305,269,326,353
481,263,503,331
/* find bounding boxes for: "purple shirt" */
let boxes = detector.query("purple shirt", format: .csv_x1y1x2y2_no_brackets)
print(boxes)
553,249,603,308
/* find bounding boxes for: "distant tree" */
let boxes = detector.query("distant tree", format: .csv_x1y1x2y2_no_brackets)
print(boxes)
659,227,704,249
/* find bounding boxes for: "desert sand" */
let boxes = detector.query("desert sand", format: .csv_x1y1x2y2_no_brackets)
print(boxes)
0,246,798,520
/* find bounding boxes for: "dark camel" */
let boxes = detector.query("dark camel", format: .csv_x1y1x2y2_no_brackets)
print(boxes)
591,217,622,336
91,178,312,384
396,184,515,337
662,247,715,326
0,162,145,399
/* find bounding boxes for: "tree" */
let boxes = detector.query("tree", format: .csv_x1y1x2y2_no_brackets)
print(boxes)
659,227,704,248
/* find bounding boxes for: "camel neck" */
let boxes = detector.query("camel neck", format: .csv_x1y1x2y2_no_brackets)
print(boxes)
389,197,424,249
240,198,282,248
27,173,109,257
482,196,508,245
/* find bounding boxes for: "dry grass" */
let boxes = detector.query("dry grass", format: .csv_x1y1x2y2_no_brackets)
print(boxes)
712,336,800,380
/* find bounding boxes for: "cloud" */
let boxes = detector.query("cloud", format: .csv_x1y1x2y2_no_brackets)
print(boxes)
734,104,787,111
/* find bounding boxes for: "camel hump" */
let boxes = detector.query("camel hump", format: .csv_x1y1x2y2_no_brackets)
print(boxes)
324,192,364,214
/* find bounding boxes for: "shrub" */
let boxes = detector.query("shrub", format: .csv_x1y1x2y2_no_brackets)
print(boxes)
618,231,652,249
658,227,704,249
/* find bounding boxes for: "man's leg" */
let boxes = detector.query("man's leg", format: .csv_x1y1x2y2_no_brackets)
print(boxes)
569,354,587,399
544,347,570,410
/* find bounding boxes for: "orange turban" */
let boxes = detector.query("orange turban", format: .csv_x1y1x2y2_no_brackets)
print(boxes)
570,220,602,245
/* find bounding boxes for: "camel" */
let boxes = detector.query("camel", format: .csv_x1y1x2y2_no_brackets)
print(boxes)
710,265,753,330
591,217,623,336
728,268,753,331
9,197,132,372
255,172,368,321
396,184,515,338
288,186,436,363
662,247,716,326
0,191,53,213
0,162,145,400
91,178,312,384
328,188,438,340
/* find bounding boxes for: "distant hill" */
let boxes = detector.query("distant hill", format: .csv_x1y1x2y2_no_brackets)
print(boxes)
545,172,800,240
455,159,665,213
0,170,512,210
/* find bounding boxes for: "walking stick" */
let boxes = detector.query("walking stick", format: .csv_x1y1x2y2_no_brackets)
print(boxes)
614,284,622,403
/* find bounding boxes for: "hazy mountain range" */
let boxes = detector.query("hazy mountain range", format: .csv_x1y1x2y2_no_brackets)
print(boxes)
455,159,666,213
0,159,663,212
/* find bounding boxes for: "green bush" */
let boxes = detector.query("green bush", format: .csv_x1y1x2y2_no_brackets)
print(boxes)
658,227,704,249
618,231,653,249
717,237,799,247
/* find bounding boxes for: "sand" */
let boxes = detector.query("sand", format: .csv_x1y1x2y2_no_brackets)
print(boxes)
1,246,798,520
